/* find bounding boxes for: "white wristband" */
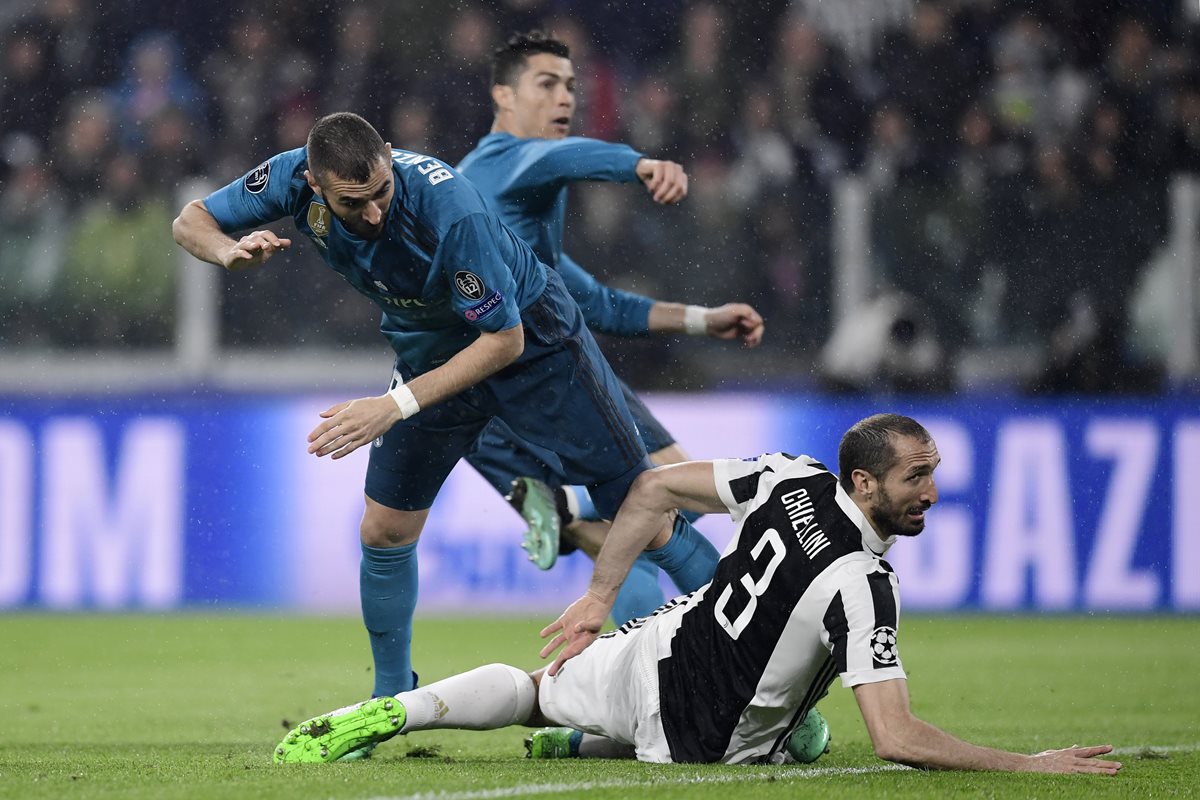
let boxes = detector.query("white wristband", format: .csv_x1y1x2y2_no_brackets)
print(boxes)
387,383,421,419
683,305,708,336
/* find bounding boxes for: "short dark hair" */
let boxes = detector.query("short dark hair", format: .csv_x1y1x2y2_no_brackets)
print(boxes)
306,112,389,184
838,414,932,493
491,30,570,88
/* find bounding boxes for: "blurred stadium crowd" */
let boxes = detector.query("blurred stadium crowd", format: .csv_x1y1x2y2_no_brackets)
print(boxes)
2,0,1198,393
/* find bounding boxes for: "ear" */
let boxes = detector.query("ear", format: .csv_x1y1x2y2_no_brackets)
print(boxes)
303,169,323,198
491,83,514,113
850,468,876,499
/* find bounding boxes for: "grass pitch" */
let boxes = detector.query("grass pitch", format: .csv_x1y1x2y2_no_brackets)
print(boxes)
0,613,1196,799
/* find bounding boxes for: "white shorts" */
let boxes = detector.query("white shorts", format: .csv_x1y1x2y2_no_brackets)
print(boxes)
537,620,673,762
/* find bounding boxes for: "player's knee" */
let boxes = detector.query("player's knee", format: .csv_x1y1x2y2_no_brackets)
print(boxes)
359,504,424,547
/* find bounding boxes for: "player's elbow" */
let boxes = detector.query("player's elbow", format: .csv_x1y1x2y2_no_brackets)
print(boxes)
171,200,205,247
871,736,907,765
866,715,923,766
486,324,524,369
170,210,187,246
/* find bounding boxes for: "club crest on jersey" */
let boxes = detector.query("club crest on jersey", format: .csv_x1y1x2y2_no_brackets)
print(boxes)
454,270,485,301
307,202,331,238
244,161,270,194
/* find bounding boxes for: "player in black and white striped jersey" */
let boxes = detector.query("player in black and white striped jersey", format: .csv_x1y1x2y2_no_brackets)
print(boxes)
533,415,926,763
534,413,1116,771
275,414,1121,774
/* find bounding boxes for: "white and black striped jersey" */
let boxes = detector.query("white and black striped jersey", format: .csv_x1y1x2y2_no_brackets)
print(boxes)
650,453,907,764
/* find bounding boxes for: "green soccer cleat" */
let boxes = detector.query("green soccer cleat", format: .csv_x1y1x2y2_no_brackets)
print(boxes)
785,708,831,764
273,697,405,764
524,727,582,758
506,477,561,570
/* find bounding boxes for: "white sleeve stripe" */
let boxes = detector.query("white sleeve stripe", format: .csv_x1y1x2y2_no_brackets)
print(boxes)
711,458,746,518
841,668,906,688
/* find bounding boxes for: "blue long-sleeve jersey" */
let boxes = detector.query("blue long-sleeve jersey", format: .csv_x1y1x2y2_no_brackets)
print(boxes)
457,133,656,337
204,147,548,376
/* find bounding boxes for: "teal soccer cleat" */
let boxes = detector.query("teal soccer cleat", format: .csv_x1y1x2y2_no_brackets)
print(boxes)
334,742,375,761
274,697,406,764
524,727,582,758
785,708,831,764
506,477,561,570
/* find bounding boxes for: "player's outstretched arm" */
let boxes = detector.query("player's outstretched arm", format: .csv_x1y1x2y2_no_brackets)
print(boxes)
853,679,1122,775
635,158,688,205
647,302,765,346
307,325,525,460
172,200,291,271
540,461,725,674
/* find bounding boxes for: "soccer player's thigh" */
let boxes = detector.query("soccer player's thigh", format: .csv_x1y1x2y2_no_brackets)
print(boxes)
492,339,648,517
365,394,491,512
465,417,567,496
617,379,679,458
538,625,670,761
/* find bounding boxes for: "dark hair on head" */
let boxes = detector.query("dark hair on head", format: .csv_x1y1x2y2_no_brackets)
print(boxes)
491,30,570,87
306,112,389,184
838,414,932,493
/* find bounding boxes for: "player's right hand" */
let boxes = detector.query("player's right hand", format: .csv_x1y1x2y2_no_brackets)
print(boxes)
706,303,765,347
636,158,688,205
1025,744,1122,775
539,590,611,676
221,230,292,270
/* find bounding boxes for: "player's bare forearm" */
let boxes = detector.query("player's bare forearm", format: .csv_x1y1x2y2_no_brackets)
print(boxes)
646,302,690,333
880,717,1119,774
853,680,1122,774
172,201,232,264
539,462,723,673
590,462,724,599
172,200,292,271
406,324,524,409
307,326,525,460
647,302,765,347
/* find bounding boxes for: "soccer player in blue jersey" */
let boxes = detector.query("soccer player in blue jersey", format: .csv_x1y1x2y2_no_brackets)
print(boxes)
171,112,721,704
458,31,765,622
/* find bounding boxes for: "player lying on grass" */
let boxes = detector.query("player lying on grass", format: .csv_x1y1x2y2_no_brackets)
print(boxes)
274,414,1122,774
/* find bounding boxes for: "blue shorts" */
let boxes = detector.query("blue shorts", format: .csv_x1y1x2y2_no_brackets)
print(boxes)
465,380,675,498
365,271,651,517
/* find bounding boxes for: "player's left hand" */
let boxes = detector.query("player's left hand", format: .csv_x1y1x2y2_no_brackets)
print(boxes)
706,303,765,347
307,395,402,459
539,590,612,676
636,158,688,205
1026,744,1123,775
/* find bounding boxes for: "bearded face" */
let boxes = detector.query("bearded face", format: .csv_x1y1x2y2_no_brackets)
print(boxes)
863,436,940,539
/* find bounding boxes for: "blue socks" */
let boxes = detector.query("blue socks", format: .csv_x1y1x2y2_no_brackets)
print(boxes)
610,554,664,623
360,541,419,698
645,515,720,594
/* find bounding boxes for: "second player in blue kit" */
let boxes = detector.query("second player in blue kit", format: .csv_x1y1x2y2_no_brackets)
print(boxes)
458,32,765,622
